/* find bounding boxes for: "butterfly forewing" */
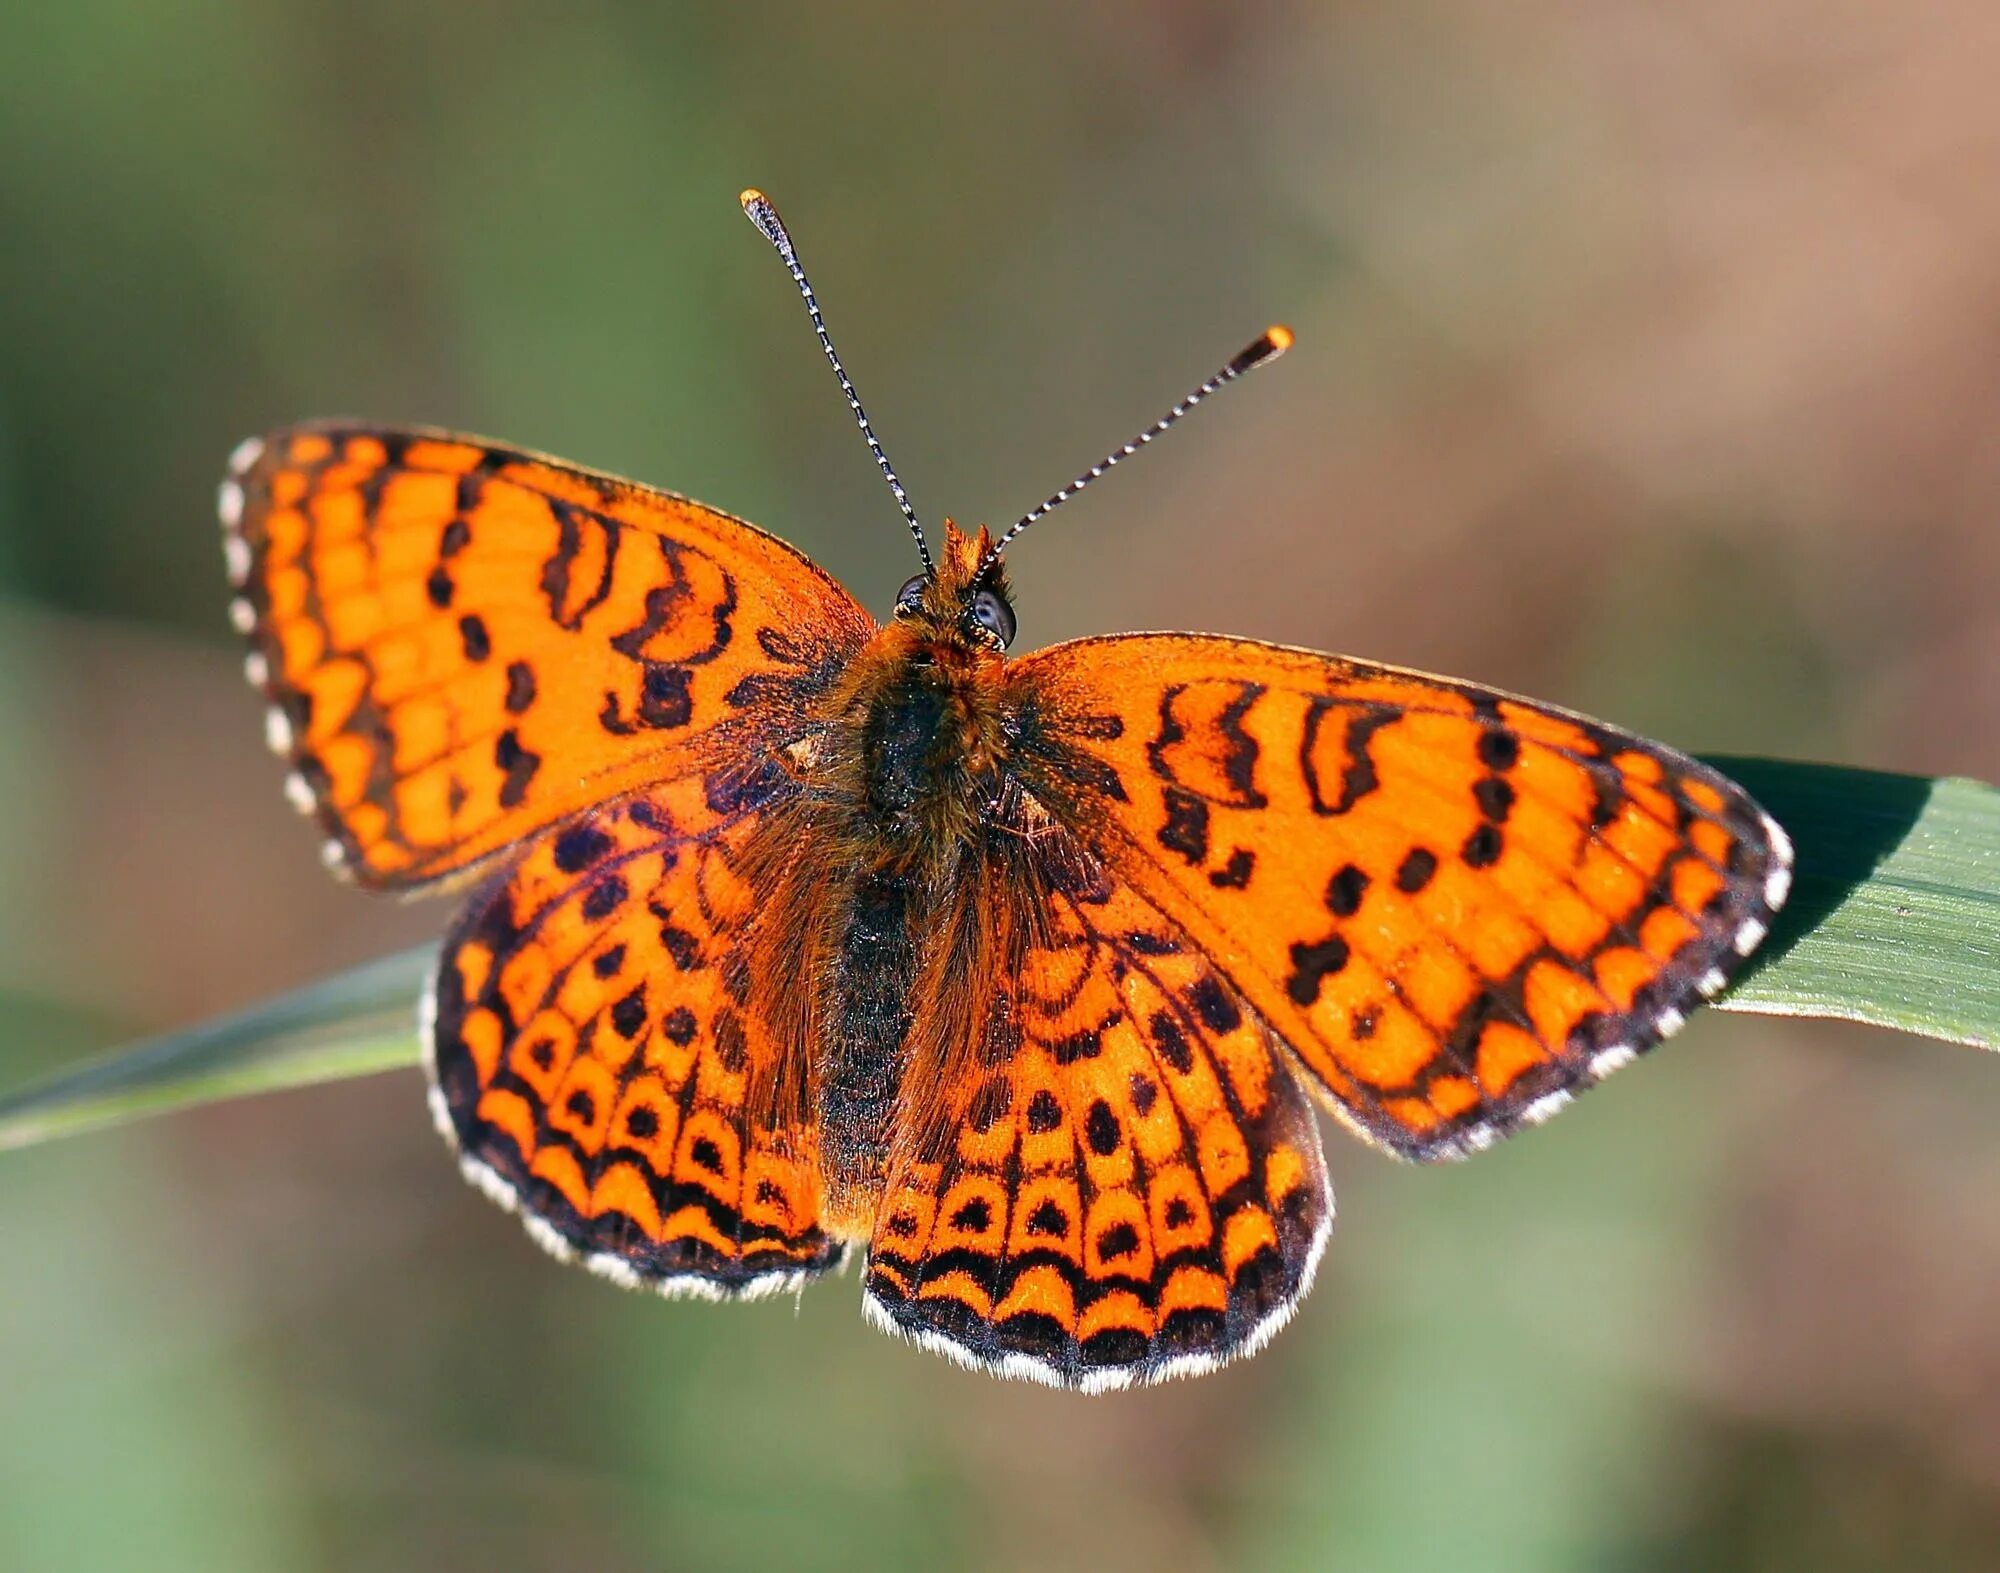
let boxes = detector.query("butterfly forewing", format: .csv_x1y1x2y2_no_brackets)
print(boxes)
1010,634,1793,1160
222,425,873,889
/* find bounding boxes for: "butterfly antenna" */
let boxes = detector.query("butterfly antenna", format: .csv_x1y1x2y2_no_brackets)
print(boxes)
740,188,934,575
974,325,1293,583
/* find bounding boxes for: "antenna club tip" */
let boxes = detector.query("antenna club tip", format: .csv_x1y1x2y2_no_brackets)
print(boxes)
1228,325,1295,376
739,188,790,253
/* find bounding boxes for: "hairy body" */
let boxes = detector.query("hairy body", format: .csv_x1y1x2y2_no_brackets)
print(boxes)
742,533,1070,1230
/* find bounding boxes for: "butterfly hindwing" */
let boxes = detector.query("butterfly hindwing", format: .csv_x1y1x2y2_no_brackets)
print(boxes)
426,766,843,1297
222,424,873,890
1010,634,1793,1160
862,873,1331,1391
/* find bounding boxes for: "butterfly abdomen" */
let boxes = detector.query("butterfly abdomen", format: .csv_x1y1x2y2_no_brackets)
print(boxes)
818,865,919,1198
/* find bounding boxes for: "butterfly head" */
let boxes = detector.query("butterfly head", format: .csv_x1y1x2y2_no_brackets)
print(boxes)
893,521,1017,653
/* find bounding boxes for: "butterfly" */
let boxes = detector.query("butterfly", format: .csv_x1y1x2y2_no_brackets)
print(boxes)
220,189,1791,1392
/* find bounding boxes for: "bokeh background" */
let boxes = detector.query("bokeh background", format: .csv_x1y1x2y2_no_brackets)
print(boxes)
4,4,2000,1569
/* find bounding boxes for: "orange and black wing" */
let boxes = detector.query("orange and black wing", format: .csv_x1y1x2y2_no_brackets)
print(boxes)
862,872,1331,1390
426,766,842,1296
220,424,874,890
1009,635,1793,1161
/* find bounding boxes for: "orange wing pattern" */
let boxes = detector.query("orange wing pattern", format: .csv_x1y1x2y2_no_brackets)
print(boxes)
1011,635,1793,1161
426,764,843,1296
863,871,1331,1390
220,425,873,890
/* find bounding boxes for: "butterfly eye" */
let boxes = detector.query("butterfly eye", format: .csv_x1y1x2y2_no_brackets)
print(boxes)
895,573,930,615
969,588,1016,649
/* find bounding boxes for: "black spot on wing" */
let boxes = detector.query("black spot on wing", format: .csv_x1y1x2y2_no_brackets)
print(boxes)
504,661,537,715
1586,762,1626,830
1462,824,1504,868
1324,863,1368,917
1209,847,1255,890
457,614,491,662
1474,776,1515,823
1301,699,1402,816
638,664,693,728
553,823,613,874
580,875,627,925
1186,976,1241,1034
655,917,700,970
600,663,694,735
950,1197,992,1233
1213,684,1269,806
610,986,647,1039
1286,934,1350,1006
1095,1221,1140,1261
1149,1011,1194,1074
1026,1200,1067,1236
1158,786,1210,865
540,498,622,630
494,729,541,809
1477,727,1521,771
1396,847,1438,893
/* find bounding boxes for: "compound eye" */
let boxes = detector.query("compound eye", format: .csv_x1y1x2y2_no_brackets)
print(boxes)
969,588,1017,649
894,573,929,615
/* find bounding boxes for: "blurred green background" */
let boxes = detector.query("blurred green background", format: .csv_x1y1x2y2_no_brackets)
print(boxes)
4,4,2000,1570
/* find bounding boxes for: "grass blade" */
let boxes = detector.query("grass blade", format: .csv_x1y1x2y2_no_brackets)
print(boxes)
0,949,429,1151
1711,759,2000,1048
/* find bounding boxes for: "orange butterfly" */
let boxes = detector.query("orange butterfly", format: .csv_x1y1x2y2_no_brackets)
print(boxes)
220,190,1791,1391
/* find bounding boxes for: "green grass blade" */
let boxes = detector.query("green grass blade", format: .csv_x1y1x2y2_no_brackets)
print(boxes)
1708,758,2000,1048
0,949,430,1151
0,758,1993,1153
